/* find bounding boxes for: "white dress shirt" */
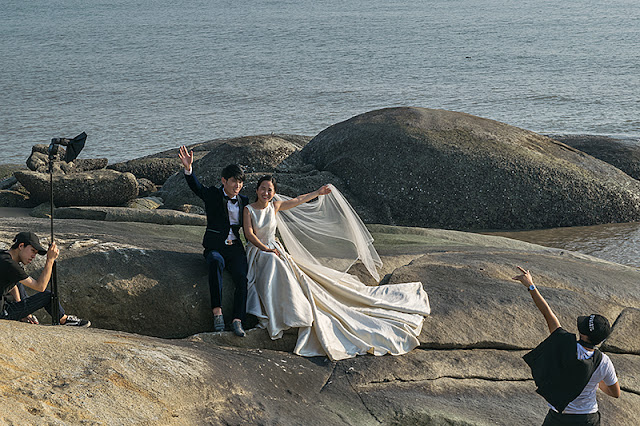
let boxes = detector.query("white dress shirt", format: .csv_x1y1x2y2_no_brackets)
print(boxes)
224,190,240,241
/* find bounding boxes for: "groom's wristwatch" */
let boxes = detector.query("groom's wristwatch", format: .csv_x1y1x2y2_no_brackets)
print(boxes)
528,284,536,291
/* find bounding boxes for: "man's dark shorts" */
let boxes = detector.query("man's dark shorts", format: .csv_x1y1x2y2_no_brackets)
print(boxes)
542,409,600,426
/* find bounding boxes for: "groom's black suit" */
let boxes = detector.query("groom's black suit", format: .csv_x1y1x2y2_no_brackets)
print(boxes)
184,171,249,321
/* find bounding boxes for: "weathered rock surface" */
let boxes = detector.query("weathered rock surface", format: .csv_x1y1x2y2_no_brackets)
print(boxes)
301,107,640,230
385,238,639,351
73,158,109,172
125,196,163,210
0,189,34,208
14,169,139,206
604,307,640,355
27,144,107,174
118,133,311,185
188,134,309,173
3,117,640,423
108,157,184,185
136,177,157,197
0,163,25,180
0,175,18,190
30,205,205,226
0,322,349,425
3,218,639,346
175,203,205,215
549,134,640,181
1,216,638,425
160,134,314,210
0,179,36,208
26,144,65,173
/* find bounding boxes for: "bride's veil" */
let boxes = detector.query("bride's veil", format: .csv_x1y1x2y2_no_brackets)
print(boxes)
274,184,382,281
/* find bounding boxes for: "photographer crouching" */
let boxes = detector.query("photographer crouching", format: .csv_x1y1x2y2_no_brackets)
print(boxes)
1,231,90,327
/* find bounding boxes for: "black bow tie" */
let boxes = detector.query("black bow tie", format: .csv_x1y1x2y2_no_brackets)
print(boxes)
224,195,238,204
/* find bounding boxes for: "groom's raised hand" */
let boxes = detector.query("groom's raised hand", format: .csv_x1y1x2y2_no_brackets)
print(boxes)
179,145,194,172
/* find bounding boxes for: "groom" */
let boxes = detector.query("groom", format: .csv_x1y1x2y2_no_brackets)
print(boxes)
179,146,249,337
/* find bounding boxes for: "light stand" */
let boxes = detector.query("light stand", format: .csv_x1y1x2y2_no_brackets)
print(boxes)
47,132,86,325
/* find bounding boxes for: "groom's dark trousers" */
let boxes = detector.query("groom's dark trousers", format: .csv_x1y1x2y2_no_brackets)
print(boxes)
184,171,249,321
205,243,248,321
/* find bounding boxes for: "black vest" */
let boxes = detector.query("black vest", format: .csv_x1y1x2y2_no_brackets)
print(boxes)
523,327,603,413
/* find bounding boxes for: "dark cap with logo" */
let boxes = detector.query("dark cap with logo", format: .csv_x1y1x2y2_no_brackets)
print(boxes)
13,232,47,255
577,314,611,346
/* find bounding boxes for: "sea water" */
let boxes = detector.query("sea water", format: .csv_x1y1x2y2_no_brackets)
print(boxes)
1,0,639,165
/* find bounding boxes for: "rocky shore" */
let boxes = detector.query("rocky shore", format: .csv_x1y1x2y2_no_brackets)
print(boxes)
4,108,640,231
1,217,639,425
2,108,640,424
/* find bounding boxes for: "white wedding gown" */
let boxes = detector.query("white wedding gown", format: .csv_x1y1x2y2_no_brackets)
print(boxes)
245,189,430,361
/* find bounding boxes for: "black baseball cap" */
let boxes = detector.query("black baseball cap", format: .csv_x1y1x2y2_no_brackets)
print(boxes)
577,314,611,345
13,232,47,255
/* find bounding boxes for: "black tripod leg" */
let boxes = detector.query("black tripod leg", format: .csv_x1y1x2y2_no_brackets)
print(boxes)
51,260,60,325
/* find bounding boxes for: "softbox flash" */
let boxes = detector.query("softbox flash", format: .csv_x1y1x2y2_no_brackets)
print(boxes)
64,132,87,162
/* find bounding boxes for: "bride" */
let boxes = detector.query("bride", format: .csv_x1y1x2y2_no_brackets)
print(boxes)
243,175,430,361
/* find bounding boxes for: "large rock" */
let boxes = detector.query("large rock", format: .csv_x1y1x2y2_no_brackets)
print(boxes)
2,322,638,425
160,134,312,210
0,322,351,425
1,216,639,425
72,158,109,172
301,107,640,230
187,134,309,173
549,134,640,181
26,144,64,173
2,216,638,346
0,163,25,180
338,350,640,425
27,144,107,174
126,196,163,210
111,133,312,188
0,176,18,190
14,169,138,206
0,189,34,208
0,217,210,337
108,157,184,185
385,238,640,351
51,206,205,226
136,177,157,197
603,307,640,355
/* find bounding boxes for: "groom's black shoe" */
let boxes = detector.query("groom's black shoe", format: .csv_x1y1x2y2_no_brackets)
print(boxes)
213,314,225,332
232,320,246,337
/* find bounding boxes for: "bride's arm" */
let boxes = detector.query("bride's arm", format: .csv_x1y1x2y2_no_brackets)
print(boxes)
274,184,332,212
243,206,281,256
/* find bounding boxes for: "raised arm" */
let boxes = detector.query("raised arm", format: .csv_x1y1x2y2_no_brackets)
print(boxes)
512,267,561,334
243,207,280,257
274,184,331,212
179,145,194,173
179,145,206,199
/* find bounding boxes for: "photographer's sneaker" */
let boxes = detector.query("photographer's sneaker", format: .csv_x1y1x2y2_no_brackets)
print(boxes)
63,315,91,327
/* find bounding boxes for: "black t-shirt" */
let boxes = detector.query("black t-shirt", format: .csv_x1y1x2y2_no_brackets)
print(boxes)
0,250,28,296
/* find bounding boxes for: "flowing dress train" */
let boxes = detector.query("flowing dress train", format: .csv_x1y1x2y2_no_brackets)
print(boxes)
245,195,430,361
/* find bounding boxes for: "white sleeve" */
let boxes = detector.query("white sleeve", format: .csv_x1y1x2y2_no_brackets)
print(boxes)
601,354,618,386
